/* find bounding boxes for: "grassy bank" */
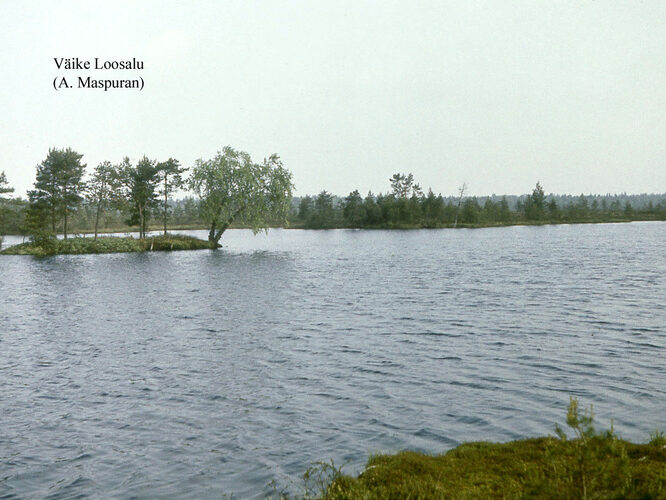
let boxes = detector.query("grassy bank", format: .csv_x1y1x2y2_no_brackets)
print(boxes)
0,234,215,256
314,438,665,499
286,400,665,499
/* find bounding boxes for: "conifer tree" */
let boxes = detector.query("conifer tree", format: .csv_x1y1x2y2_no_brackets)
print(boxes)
0,171,13,197
28,147,86,239
87,161,121,240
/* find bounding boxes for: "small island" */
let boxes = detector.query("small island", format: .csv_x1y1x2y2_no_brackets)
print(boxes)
0,234,215,256
1,147,665,256
0,146,293,255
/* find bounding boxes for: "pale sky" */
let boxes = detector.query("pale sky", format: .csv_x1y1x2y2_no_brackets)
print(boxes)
1,0,664,198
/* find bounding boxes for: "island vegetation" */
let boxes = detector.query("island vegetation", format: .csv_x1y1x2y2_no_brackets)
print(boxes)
281,399,666,500
1,234,213,257
1,148,665,255
0,146,293,255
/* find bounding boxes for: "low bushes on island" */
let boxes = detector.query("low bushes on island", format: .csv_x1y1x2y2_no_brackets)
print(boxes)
0,234,215,256
284,399,666,500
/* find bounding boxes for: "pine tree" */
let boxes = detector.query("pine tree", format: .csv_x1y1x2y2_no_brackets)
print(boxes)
119,156,159,239
87,161,121,240
156,158,186,235
28,148,86,239
0,171,14,196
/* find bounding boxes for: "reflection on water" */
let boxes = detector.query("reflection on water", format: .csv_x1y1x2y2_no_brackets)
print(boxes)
1,223,665,497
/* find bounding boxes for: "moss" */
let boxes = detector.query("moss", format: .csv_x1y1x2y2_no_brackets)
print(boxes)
0,234,216,255
281,400,666,500
314,437,665,500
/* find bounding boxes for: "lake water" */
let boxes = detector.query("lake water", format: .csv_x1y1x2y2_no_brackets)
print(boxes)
1,223,665,498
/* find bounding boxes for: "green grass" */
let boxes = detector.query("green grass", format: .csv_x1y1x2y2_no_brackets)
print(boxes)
0,234,215,256
313,438,666,499
279,399,666,500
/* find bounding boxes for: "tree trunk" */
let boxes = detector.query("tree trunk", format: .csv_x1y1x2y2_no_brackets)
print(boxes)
208,207,245,246
63,185,68,239
453,184,466,228
164,175,169,235
207,220,228,246
94,202,101,240
139,205,144,239
212,223,229,245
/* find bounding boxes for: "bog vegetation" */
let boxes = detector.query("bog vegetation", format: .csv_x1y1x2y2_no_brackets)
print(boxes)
1,148,665,252
0,146,294,254
276,398,666,500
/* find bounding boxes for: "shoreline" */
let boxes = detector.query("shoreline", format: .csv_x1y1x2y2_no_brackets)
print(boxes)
1,219,664,256
0,234,215,256
2,215,663,238
314,434,666,499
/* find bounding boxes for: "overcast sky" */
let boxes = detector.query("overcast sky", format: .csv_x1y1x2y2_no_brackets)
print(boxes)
1,0,664,198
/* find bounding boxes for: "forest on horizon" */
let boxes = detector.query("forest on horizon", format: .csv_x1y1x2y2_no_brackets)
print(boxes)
1,154,666,238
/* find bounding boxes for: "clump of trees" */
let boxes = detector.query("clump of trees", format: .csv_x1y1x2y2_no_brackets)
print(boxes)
294,177,666,229
3,154,666,241
86,161,120,240
0,171,16,242
120,156,160,239
27,148,86,239
6,146,293,245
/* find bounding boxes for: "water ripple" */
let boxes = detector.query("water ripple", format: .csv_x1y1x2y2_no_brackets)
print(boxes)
1,224,665,497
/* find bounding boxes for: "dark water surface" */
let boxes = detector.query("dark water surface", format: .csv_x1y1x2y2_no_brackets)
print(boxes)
1,223,665,498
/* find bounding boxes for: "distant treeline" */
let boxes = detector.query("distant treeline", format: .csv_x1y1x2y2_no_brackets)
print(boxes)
293,183,666,229
1,164,665,237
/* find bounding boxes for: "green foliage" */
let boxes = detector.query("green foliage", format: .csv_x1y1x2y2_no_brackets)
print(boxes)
304,190,338,228
0,234,213,255
189,146,294,244
23,196,54,243
551,398,631,500
295,175,666,229
156,158,186,235
9,148,666,236
298,195,314,222
649,430,666,447
460,197,481,224
0,171,18,236
0,171,14,196
390,173,422,199
119,156,160,239
28,147,86,238
86,160,123,239
523,181,546,220
342,190,365,228
301,461,347,499
289,399,666,500
30,231,59,256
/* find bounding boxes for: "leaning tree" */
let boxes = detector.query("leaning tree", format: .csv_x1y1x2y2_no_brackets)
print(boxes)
189,146,293,246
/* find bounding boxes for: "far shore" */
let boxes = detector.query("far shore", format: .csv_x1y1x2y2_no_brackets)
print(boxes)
2,214,662,240
1,217,664,256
